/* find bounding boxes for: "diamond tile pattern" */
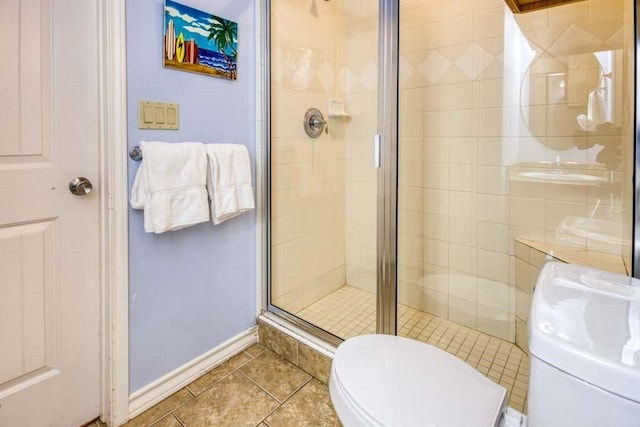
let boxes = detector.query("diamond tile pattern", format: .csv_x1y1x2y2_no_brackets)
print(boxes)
419,50,452,84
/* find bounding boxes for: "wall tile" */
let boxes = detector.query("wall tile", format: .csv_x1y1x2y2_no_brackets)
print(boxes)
424,238,450,268
423,138,450,164
399,258,425,285
515,288,530,322
515,318,529,354
449,243,478,275
515,258,530,292
478,194,508,224
425,213,450,241
425,15,473,49
478,249,509,282
478,137,509,165
514,240,529,261
449,137,476,164
399,281,424,309
478,166,508,195
450,164,477,192
449,82,474,110
510,197,545,230
423,85,451,112
473,8,505,40
477,222,509,253
422,267,450,293
449,191,477,219
449,296,477,328
477,278,510,312
449,217,476,246
545,200,589,233
424,188,449,216
449,273,478,301
423,111,450,137
477,305,509,341
424,290,449,318
424,163,450,189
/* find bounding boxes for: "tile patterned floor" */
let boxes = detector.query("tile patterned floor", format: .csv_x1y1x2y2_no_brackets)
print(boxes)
106,285,529,426
123,344,341,427
297,285,530,413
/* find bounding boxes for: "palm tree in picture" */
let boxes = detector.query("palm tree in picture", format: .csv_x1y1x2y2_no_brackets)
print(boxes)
207,17,238,80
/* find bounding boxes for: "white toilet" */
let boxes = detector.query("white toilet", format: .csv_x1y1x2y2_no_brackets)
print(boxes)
329,262,640,426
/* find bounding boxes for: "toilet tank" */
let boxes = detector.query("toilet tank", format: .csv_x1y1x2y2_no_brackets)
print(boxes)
527,262,640,427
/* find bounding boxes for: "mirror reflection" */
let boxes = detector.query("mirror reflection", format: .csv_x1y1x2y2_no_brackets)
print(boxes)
520,50,622,168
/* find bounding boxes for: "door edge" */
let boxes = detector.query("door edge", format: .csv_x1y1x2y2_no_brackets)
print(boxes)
99,0,130,425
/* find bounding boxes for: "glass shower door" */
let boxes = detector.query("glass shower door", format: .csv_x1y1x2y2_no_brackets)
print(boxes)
395,0,635,339
268,0,381,341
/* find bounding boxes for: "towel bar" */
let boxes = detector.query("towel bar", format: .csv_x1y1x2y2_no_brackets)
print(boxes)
129,146,143,161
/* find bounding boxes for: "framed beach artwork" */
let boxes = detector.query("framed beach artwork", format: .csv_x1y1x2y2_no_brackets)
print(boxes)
163,0,238,80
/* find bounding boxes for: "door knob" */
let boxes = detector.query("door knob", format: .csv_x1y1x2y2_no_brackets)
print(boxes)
68,177,93,196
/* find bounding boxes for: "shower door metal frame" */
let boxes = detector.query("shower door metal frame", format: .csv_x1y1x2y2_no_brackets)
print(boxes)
263,0,347,346
264,0,401,340
634,0,640,278
376,0,399,335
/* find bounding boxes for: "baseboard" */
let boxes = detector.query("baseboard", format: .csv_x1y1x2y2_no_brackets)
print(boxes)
128,326,258,419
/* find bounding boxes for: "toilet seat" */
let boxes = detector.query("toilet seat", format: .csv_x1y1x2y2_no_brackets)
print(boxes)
330,334,507,427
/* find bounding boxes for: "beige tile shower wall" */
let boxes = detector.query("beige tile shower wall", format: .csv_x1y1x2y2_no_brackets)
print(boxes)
270,0,347,313
398,0,630,342
398,0,517,341
342,1,379,295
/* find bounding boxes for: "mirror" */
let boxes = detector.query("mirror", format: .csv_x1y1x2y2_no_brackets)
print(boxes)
520,51,621,166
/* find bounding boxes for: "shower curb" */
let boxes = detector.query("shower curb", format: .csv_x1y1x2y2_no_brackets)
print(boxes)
257,314,336,384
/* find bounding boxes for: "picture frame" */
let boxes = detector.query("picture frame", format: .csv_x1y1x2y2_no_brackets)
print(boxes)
164,0,238,80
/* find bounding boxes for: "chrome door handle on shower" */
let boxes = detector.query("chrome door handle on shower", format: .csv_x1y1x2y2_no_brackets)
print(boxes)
374,134,381,168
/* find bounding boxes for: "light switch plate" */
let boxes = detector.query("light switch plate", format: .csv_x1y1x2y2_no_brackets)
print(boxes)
138,101,179,129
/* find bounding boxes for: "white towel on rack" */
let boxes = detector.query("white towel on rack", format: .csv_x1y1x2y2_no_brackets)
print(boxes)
130,141,210,233
205,143,255,225
577,75,613,132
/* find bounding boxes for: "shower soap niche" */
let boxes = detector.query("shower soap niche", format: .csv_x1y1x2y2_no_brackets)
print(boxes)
328,99,350,118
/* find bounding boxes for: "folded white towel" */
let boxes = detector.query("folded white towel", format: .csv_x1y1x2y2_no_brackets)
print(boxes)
130,141,210,233
576,75,613,132
205,144,255,225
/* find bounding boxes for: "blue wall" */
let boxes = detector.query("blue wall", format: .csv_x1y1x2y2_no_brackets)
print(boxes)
126,0,256,393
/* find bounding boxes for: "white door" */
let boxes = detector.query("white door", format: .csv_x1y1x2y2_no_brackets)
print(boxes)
0,1,101,426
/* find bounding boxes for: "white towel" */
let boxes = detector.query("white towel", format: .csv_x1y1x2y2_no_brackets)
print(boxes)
576,75,613,132
130,141,210,233
205,144,255,224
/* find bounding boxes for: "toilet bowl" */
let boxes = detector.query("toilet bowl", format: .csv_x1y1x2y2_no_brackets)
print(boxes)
329,262,640,427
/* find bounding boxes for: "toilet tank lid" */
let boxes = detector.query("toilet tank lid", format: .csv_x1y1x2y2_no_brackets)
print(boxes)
530,262,640,403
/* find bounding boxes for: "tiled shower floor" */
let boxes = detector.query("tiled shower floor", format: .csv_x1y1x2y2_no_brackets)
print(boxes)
297,285,530,413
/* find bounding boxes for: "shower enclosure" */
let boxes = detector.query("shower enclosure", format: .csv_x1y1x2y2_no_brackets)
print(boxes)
266,0,634,351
